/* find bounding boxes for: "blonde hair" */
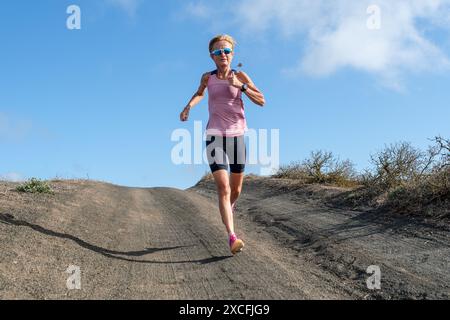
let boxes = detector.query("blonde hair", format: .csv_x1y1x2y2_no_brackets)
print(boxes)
209,34,236,53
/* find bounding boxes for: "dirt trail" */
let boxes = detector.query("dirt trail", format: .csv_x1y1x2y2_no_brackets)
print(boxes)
192,177,450,299
0,178,449,299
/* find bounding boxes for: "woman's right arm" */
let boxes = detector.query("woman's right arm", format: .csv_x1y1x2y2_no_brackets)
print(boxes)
180,72,210,122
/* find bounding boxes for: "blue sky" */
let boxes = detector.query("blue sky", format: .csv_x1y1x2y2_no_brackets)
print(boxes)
1,0,449,189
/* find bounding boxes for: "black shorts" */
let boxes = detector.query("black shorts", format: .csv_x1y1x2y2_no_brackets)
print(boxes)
205,135,246,173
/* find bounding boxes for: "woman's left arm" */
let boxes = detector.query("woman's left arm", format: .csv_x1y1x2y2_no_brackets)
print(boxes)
232,71,265,107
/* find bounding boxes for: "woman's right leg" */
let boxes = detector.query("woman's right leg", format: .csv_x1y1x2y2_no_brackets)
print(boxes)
212,169,244,254
212,169,234,235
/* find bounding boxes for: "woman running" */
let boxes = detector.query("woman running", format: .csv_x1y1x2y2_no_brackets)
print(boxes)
179,34,265,255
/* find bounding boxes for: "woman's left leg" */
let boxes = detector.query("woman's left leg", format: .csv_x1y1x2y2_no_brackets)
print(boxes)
229,135,246,211
230,172,244,209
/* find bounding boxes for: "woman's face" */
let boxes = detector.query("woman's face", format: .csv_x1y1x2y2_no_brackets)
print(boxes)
210,40,234,69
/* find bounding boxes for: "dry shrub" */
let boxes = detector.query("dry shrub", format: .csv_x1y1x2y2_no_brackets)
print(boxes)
359,136,449,217
273,150,359,187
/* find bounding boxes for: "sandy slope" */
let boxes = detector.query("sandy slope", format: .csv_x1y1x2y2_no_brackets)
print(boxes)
0,178,449,299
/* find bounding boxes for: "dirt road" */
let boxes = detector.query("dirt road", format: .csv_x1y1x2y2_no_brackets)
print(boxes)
0,178,449,299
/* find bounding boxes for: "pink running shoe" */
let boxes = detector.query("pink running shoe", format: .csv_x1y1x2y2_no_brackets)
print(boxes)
229,233,244,255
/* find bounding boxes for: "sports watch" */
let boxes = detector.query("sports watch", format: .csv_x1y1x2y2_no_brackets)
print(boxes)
241,83,248,92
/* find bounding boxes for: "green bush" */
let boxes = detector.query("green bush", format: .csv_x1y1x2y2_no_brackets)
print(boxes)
16,178,53,194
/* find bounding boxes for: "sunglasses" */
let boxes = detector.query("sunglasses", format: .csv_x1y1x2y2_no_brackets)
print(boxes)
210,48,233,56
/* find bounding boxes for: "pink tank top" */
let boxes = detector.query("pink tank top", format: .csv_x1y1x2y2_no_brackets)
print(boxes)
206,69,247,137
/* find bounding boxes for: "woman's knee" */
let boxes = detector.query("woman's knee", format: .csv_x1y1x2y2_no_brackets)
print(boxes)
230,187,241,199
213,169,231,197
217,183,231,197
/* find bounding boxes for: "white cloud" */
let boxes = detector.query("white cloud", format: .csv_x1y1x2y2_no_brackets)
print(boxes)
0,172,25,182
106,0,142,17
184,0,450,90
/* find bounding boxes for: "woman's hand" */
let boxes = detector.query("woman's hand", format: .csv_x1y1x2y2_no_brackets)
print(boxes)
228,71,243,89
233,71,266,106
180,106,190,122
